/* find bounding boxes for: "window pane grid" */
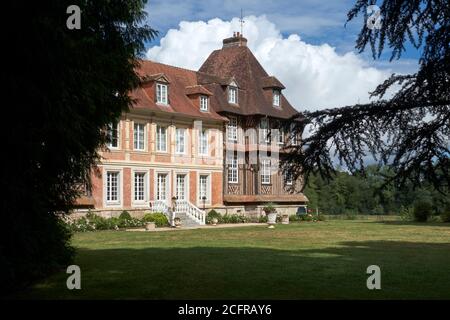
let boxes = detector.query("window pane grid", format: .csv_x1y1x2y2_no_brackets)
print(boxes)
199,175,208,200
199,129,208,155
227,116,238,141
175,128,185,154
227,154,238,183
156,126,167,152
156,173,167,201
106,171,119,202
176,174,185,200
200,96,208,111
261,159,271,184
134,123,145,150
134,173,145,201
107,123,119,148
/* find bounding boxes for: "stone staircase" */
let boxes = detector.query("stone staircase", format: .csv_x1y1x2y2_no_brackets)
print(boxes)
149,199,206,227
175,212,201,228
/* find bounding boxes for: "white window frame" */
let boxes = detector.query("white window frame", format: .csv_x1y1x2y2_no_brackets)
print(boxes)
260,118,270,144
156,83,168,105
228,86,237,104
175,173,188,201
175,128,186,154
273,89,281,107
227,153,238,184
133,122,146,151
106,122,119,149
104,169,122,207
290,123,300,146
198,129,208,156
261,159,271,185
277,129,284,145
156,125,167,152
155,172,170,203
284,171,293,186
198,174,211,205
200,95,209,112
227,116,238,142
132,171,148,205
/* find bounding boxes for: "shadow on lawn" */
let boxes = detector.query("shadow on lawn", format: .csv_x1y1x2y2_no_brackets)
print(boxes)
19,240,450,300
373,221,450,227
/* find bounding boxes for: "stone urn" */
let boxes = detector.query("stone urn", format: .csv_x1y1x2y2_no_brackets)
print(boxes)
267,212,277,228
281,214,289,225
211,217,218,226
145,222,156,231
174,217,181,228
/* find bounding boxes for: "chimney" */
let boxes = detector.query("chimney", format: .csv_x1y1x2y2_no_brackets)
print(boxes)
222,32,247,48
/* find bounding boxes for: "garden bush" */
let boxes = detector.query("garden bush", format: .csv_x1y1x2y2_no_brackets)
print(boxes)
440,203,450,222
206,210,222,224
143,212,169,227
119,210,132,220
413,201,432,222
221,214,248,224
258,215,268,223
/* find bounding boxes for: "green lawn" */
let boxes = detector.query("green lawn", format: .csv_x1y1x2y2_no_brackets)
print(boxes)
19,220,450,299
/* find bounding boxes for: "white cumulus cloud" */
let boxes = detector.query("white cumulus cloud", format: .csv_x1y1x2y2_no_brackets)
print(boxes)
146,15,393,110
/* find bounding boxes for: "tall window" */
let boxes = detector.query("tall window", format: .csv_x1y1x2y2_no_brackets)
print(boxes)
261,159,271,184
198,129,208,156
260,118,270,143
284,171,293,186
106,122,119,149
199,175,209,201
176,174,186,200
106,171,119,203
156,83,168,104
134,172,146,201
228,153,238,183
134,123,145,151
156,125,167,152
228,86,237,104
175,128,185,154
277,129,284,144
290,123,300,146
156,173,167,201
273,90,281,107
200,95,209,112
227,116,238,142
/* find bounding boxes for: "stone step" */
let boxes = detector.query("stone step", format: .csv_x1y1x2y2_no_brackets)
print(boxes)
175,212,202,227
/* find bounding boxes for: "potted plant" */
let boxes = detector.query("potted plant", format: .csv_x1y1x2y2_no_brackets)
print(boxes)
145,222,156,230
174,217,181,227
211,217,218,226
281,214,289,224
263,203,277,228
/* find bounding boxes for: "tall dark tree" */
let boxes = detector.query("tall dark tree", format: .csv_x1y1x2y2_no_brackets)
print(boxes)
2,1,156,293
284,0,449,190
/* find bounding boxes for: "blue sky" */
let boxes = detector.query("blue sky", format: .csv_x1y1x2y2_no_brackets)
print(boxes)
143,0,421,110
144,0,421,66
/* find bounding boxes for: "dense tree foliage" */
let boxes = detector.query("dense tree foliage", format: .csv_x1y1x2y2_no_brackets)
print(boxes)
284,0,449,191
2,1,156,293
304,165,449,215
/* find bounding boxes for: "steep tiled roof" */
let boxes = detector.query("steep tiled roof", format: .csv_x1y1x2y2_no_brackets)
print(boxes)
198,45,299,119
131,60,227,122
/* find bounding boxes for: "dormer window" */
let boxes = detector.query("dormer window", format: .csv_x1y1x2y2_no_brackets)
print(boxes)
273,90,281,107
228,86,237,104
200,95,209,112
156,83,168,105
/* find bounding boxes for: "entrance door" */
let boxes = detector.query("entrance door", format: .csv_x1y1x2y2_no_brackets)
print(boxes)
176,174,187,201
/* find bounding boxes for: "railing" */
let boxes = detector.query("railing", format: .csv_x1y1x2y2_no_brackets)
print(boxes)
174,200,206,225
149,200,175,226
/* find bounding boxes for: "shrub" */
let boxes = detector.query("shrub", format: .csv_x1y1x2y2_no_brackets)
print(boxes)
259,215,268,223
413,201,432,222
345,211,357,220
119,210,132,220
289,214,301,222
206,210,222,224
317,214,326,221
440,203,450,222
143,212,169,227
262,202,277,214
221,214,247,224
400,206,414,221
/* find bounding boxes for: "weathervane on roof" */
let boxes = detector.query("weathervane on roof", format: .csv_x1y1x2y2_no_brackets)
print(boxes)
239,9,245,37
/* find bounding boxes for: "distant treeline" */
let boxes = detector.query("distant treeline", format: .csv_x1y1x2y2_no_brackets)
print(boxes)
303,165,449,215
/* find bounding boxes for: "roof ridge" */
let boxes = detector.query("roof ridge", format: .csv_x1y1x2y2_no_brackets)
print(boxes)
141,59,198,74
